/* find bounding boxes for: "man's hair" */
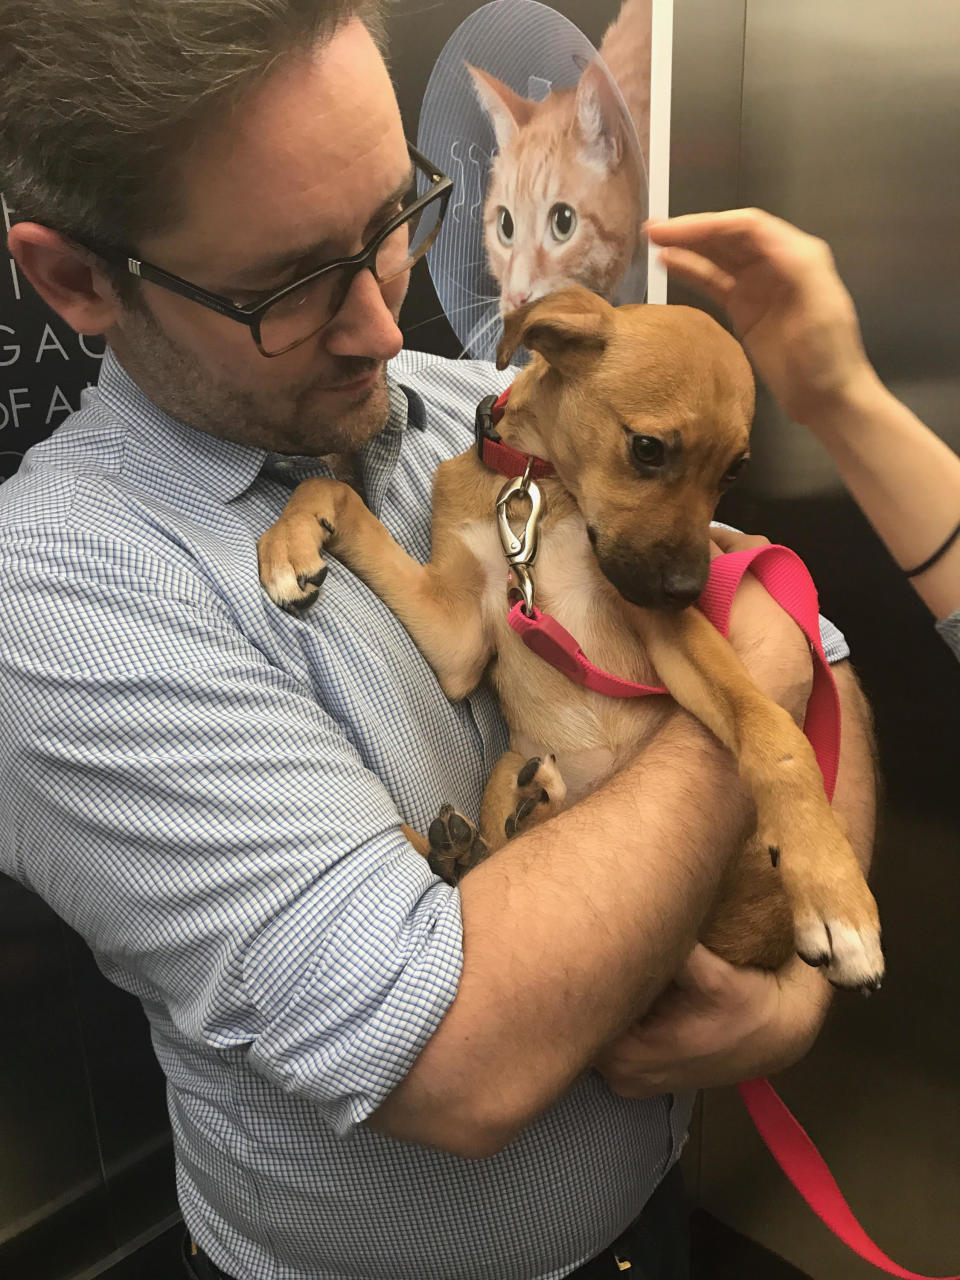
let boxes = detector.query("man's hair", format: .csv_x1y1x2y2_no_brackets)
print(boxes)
0,0,385,292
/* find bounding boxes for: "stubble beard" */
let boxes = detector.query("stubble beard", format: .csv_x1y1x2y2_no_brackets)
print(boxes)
109,302,393,458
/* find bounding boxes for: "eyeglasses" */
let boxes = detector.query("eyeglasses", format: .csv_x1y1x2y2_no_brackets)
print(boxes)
80,142,451,357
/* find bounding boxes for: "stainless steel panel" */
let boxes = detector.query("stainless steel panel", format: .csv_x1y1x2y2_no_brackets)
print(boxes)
671,1,960,1275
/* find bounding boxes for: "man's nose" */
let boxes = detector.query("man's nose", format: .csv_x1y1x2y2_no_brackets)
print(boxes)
325,266,404,362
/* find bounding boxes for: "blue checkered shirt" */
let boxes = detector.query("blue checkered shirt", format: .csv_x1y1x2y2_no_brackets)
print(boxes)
0,347,848,1280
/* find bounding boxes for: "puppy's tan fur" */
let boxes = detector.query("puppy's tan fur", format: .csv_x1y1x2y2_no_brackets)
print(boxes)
258,287,883,990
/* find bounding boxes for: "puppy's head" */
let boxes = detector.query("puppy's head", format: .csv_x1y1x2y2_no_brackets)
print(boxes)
497,286,755,611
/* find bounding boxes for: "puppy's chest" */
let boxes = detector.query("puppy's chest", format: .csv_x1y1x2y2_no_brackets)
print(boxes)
456,511,668,758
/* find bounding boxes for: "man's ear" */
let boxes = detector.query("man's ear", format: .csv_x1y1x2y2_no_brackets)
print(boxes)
7,223,124,335
496,286,613,375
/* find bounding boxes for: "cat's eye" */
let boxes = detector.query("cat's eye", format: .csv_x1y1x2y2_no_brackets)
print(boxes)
721,454,750,488
496,207,515,247
629,434,666,471
549,203,577,243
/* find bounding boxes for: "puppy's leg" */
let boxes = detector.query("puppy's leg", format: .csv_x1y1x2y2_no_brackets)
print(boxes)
700,834,796,971
258,475,491,700
639,606,883,992
479,751,568,854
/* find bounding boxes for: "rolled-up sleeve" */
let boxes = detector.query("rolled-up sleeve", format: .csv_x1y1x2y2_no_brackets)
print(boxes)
0,530,463,1133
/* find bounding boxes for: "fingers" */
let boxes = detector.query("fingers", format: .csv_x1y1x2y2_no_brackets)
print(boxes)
670,942,735,995
709,525,772,556
652,246,735,308
644,207,815,274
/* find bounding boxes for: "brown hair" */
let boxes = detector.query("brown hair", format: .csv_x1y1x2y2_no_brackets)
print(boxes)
0,0,385,289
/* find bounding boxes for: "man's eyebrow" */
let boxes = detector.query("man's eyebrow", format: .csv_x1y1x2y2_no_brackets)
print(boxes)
229,167,416,288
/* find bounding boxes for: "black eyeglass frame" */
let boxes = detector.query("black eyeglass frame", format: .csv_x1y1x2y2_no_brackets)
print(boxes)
79,141,451,357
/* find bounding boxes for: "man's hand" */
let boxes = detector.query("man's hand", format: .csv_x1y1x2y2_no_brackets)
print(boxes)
593,944,831,1097
645,208,879,426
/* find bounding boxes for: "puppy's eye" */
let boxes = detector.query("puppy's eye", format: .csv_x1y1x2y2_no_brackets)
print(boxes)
629,434,666,471
549,203,577,242
497,207,515,246
721,455,750,488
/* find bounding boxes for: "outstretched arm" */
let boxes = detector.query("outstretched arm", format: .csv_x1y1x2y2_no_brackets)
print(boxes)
645,208,960,623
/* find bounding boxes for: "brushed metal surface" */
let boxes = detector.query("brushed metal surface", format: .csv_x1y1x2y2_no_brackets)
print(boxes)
672,1,960,1275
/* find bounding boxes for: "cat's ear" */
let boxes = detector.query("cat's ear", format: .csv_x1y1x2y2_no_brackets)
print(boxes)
575,60,624,172
496,287,613,375
467,64,535,150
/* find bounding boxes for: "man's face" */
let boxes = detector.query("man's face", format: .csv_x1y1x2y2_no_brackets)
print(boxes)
109,19,411,457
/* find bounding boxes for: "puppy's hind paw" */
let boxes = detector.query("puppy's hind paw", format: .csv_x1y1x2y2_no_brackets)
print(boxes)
427,805,488,884
504,755,567,839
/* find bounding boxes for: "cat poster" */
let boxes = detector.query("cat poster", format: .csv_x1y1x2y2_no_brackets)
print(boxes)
411,0,672,363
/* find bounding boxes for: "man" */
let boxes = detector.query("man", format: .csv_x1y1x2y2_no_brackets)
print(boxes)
0,3,875,1278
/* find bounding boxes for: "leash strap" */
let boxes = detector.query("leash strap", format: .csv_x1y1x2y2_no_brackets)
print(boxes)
507,544,840,798
507,602,670,697
509,540,960,1276
737,1077,960,1278
482,387,954,1272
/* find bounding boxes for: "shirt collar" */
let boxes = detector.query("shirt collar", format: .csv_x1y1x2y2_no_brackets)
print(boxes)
96,347,426,504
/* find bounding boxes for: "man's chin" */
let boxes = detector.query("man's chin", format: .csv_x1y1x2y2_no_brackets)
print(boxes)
301,363,391,453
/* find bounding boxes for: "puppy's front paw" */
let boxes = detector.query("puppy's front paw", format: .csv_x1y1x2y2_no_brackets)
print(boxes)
795,911,884,993
427,805,489,884
782,823,884,992
258,504,336,613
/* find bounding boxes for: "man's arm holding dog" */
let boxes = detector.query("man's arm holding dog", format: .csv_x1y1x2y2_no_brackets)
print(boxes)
370,594,873,1156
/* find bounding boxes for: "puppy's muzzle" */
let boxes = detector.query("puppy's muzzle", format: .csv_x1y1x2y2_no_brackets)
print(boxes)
594,537,710,611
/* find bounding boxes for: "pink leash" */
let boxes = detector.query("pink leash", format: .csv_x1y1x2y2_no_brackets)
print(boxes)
509,545,959,1278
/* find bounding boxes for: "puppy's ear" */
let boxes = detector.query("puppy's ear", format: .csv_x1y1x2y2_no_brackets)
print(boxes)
496,287,612,375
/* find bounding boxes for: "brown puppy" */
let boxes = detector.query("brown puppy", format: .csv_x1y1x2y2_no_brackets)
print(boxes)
258,286,883,991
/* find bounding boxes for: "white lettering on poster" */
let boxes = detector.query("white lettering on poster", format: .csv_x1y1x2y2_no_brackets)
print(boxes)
0,388,32,432
7,254,21,302
1,192,22,301
45,385,74,426
35,323,70,363
0,325,20,367
78,334,106,360
0,323,105,364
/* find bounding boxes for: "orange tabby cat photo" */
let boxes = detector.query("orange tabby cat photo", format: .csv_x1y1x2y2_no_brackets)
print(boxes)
468,0,651,315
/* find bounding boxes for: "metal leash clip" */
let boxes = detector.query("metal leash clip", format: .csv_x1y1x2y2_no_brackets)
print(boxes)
496,457,543,617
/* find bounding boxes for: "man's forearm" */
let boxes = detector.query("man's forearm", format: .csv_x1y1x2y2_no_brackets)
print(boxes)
373,711,752,1155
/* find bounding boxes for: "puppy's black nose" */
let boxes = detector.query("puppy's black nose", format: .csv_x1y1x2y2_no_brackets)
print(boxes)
660,571,704,610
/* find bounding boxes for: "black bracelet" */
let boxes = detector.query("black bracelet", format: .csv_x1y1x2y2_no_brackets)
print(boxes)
903,519,960,578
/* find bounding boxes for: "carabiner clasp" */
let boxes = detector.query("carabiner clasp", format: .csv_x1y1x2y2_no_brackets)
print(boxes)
497,458,543,616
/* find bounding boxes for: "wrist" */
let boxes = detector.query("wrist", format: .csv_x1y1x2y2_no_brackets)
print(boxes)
803,365,888,440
